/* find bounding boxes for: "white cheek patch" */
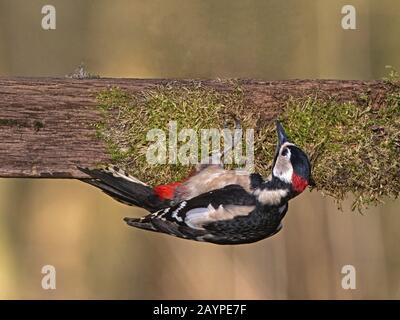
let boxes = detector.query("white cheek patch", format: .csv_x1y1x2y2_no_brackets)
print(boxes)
273,166,293,184
273,143,294,184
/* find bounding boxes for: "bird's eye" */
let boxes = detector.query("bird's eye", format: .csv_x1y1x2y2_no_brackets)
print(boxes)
281,148,289,157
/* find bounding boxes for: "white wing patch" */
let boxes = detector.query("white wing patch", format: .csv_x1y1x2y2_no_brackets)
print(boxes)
171,201,187,222
184,204,256,230
152,207,170,219
253,189,288,205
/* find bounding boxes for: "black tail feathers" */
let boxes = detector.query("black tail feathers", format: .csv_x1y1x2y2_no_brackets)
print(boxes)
123,217,159,232
78,166,168,212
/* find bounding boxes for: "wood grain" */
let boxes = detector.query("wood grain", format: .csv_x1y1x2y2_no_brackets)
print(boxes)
0,77,389,178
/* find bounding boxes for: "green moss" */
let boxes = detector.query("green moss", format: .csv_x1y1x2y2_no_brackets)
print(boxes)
33,120,44,131
281,96,399,211
0,119,45,131
383,65,400,86
66,63,100,79
95,81,400,211
96,83,250,184
0,118,29,127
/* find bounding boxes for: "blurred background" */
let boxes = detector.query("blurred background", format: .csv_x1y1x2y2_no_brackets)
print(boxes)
0,0,399,299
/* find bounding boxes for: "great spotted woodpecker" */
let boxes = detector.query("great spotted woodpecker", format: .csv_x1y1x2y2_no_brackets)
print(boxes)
79,121,313,245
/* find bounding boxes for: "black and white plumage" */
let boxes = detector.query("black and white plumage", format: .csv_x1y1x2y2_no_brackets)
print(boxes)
125,183,288,244
79,121,313,245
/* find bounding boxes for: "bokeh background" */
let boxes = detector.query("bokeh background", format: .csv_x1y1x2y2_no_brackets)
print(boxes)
0,0,399,299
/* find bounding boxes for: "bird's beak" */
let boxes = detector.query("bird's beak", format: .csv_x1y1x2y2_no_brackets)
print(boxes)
276,120,289,148
273,121,289,166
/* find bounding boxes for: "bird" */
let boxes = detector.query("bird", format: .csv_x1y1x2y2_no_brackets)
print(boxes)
79,121,313,245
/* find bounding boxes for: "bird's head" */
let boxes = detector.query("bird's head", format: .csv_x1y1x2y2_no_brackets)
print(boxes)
272,121,314,194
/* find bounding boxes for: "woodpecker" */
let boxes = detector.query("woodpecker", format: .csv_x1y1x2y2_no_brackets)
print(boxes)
79,121,313,245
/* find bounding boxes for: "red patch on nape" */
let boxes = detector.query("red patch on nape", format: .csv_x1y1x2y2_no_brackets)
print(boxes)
153,182,182,200
292,173,308,193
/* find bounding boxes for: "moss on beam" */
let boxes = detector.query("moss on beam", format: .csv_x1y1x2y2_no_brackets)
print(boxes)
94,78,400,211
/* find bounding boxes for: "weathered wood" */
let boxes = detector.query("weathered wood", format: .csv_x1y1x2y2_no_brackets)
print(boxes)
0,77,389,178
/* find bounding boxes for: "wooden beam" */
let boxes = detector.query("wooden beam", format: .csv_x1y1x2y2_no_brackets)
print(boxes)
0,77,388,178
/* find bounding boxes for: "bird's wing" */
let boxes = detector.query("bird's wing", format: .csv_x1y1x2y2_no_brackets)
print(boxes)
174,166,256,201
124,184,257,240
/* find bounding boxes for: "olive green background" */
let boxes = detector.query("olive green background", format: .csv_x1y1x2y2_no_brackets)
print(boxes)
0,0,399,299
